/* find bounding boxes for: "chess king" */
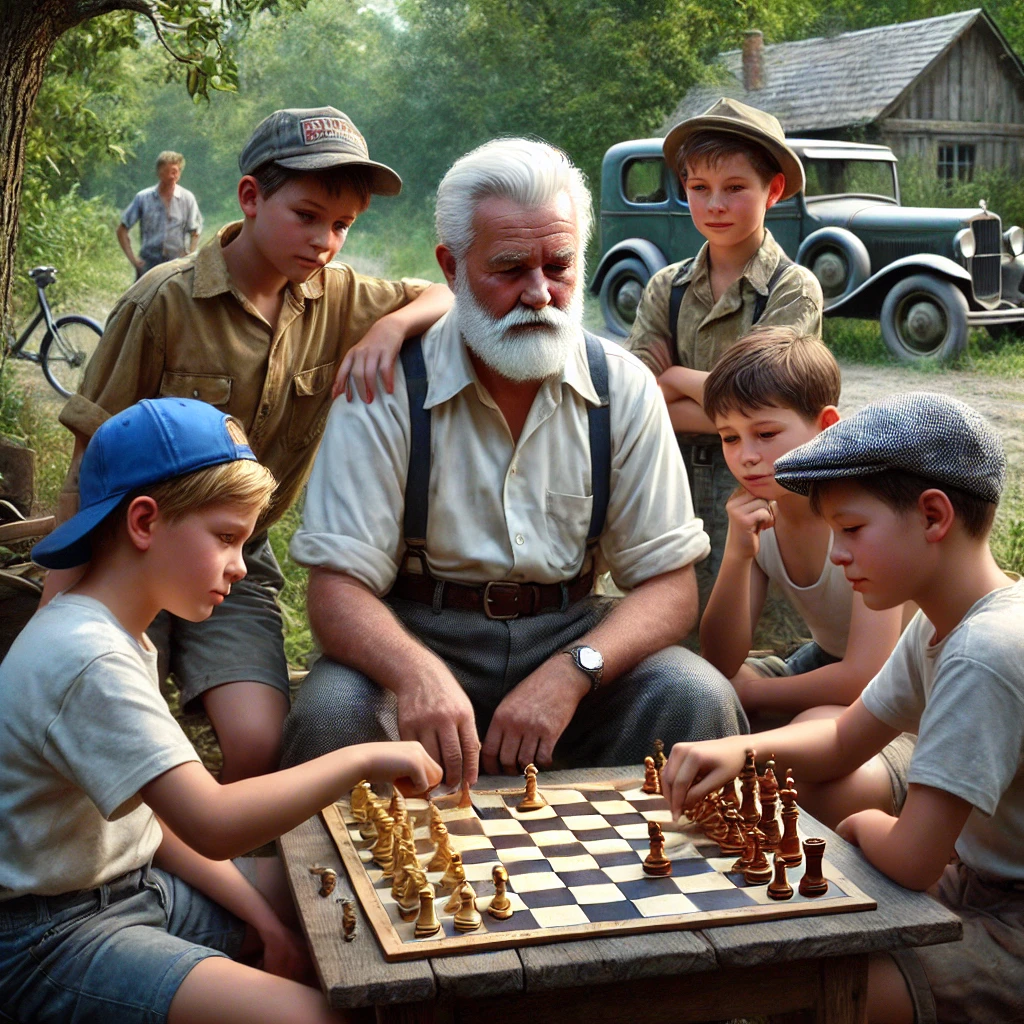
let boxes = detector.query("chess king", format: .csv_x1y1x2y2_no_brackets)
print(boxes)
281,138,745,783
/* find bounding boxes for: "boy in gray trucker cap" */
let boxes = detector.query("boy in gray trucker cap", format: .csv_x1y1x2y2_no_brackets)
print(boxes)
47,106,453,783
661,392,1023,1024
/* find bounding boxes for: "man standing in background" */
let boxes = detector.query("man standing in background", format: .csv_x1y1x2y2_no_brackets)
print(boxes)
116,151,203,278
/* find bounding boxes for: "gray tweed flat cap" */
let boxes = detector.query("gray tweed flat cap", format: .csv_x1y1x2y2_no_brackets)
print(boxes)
773,391,1005,503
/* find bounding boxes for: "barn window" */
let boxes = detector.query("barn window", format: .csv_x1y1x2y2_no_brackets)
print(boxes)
937,144,976,183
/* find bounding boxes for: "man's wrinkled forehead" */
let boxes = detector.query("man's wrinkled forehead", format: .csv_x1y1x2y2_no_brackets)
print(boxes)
468,193,579,261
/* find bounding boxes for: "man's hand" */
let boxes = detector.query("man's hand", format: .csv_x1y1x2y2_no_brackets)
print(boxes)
394,665,480,789
332,317,405,401
481,655,590,774
724,486,776,561
662,736,749,820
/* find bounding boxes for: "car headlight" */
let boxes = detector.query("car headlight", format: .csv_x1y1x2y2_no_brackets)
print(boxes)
1004,226,1024,257
954,227,976,260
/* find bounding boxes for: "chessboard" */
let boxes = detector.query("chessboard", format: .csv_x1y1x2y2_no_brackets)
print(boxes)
321,778,876,962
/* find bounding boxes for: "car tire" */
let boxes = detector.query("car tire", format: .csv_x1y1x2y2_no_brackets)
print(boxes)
879,274,969,362
599,257,650,337
796,229,870,308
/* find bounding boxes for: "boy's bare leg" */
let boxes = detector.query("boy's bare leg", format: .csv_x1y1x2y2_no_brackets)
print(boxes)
787,705,895,829
253,854,301,930
203,682,290,782
867,953,915,1024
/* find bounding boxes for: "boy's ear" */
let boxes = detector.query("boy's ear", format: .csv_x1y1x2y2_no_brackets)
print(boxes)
817,405,840,431
237,175,261,218
436,245,458,289
125,496,160,553
919,489,955,544
764,172,786,211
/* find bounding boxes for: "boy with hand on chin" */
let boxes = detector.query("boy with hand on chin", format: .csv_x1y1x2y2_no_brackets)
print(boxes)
47,107,452,782
625,98,823,600
663,393,1023,1024
1,398,441,1024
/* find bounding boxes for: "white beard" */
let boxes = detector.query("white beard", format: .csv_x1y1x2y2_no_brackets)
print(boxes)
453,267,584,383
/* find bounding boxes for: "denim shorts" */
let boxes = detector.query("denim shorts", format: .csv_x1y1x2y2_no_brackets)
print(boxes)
0,865,249,1024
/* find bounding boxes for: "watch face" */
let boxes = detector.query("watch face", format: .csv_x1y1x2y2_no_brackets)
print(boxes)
578,647,602,671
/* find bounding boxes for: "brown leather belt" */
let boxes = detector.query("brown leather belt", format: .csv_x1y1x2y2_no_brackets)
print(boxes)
389,568,595,620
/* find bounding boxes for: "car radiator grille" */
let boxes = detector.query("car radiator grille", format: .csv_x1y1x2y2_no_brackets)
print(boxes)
971,218,1001,301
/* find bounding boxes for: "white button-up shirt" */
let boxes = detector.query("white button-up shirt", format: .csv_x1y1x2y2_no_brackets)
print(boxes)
291,309,709,595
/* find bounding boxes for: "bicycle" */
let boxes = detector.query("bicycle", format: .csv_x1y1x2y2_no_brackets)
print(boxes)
4,266,103,399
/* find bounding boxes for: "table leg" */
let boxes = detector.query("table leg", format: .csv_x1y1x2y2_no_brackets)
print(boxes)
376,1000,437,1024
815,954,868,1024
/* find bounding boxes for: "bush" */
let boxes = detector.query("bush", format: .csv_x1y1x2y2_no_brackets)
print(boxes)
898,156,1024,231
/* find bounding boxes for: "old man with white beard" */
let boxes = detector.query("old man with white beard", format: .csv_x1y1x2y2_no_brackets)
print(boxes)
281,139,745,782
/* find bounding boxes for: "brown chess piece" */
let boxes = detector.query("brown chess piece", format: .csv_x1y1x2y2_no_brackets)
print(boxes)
641,756,660,794
798,838,829,897
719,806,747,855
720,777,740,811
739,749,760,826
414,883,441,937
652,738,667,775
486,865,514,920
642,820,673,876
731,824,757,872
453,881,482,932
767,853,794,900
779,772,802,867
743,829,773,885
758,760,782,852
517,763,548,812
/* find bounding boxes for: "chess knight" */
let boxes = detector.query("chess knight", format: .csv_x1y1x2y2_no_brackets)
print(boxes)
281,138,745,783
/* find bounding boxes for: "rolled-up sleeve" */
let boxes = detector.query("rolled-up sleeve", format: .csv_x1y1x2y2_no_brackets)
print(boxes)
120,193,142,229
600,347,710,589
185,193,203,236
289,371,411,596
759,266,824,338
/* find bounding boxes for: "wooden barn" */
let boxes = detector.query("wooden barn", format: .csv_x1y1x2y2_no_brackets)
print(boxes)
665,8,1024,177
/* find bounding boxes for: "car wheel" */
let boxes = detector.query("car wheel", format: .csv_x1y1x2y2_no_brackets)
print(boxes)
796,229,870,308
599,257,650,337
879,274,969,362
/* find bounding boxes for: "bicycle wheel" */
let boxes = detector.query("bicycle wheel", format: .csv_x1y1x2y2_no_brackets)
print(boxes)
41,315,103,398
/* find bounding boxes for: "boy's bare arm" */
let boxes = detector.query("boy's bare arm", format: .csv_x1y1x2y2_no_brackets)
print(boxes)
308,568,480,788
142,739,441,861
662,698,899,819
657,367,717,434
838,784,972,890
332,282,453,400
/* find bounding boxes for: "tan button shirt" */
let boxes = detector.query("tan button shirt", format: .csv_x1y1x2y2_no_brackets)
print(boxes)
291,310,710,595
60,222,429,533
625,230,823,376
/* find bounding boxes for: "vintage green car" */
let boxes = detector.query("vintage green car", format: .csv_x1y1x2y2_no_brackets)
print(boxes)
590,137,1024,361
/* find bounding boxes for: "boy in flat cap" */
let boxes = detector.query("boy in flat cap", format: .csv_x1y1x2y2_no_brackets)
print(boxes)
46,107,452,782
626,98,823,601
662,392,1023,1024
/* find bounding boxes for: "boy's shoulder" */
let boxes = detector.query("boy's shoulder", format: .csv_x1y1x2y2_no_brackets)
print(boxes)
945,579,1024,669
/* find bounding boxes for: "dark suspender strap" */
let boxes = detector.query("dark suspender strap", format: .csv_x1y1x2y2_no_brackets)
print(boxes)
583,331,611,544
752,254,794,324
668,257,696,366
400,335,430,546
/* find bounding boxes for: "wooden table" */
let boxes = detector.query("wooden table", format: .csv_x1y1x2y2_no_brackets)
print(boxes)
279,767,961,1024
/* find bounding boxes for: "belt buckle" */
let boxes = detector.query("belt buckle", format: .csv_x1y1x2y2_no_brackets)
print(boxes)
483,581,521,620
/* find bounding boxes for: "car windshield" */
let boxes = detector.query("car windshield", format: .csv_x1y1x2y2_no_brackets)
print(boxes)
803,159,898,202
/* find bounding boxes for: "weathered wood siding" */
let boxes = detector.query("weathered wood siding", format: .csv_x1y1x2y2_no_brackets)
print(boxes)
877,21,1024,173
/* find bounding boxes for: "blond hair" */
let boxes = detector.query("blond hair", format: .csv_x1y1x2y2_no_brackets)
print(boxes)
156,150,186,171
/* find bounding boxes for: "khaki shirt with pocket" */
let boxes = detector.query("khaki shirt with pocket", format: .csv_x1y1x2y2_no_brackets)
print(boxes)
59,222,429,533
625,230,823,377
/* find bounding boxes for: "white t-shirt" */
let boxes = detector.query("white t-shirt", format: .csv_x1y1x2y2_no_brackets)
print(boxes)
861,580,1024,880
0,594,200,899
755,528,851,657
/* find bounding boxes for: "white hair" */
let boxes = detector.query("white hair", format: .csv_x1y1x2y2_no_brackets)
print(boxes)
435,138,593,265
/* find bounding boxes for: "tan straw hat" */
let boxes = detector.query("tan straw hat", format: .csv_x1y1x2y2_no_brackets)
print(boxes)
663,97,805,200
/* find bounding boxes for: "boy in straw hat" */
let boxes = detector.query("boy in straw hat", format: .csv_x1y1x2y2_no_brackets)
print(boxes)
626,98,823,603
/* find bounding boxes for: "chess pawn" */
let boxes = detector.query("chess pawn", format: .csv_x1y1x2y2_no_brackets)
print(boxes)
350,780,372,822
739,749,760,826
486,865,513,920
427,822,452,872
641,756,660,794
652,738,667,774
779,773,802,867
453,881,482,932
719,807,747,855
798,838,829,897
341,900,357,941
440,850,465,892
443,878,474,913
642,821,673,877
517,763,548,812
743,830,773,885
414,883,442,937
767,853,794,901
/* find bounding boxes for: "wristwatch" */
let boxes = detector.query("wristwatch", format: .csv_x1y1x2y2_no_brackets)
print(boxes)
564,645,604,693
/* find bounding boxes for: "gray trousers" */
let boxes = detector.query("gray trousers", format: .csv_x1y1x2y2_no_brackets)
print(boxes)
281,595,746,769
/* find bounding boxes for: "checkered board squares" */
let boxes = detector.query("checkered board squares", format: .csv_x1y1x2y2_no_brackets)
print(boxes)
322,784,876,962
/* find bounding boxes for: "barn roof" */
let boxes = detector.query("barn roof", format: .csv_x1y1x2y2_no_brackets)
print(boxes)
663,9,1021,134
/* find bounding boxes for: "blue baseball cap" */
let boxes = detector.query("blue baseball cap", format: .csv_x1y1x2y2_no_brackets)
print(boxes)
33,398,257,570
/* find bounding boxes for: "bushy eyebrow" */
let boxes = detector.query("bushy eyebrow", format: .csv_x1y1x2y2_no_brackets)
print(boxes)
486,250,531,269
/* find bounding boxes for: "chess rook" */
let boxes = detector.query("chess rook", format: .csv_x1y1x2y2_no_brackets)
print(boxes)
798,838,829,897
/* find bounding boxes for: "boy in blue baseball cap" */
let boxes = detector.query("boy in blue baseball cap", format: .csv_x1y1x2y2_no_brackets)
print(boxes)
1,398,441,1024
661,392,1023,1023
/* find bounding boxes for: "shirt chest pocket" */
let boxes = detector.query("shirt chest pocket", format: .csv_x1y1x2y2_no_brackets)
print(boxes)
544,490,593,573
285,361,335,450
159,371,232,406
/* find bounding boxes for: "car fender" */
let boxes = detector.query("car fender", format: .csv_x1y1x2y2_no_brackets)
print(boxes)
590,239,668,293
826,254,974,318
797,227,871,309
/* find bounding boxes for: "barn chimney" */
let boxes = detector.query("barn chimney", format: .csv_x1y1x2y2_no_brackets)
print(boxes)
742,30,764,91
